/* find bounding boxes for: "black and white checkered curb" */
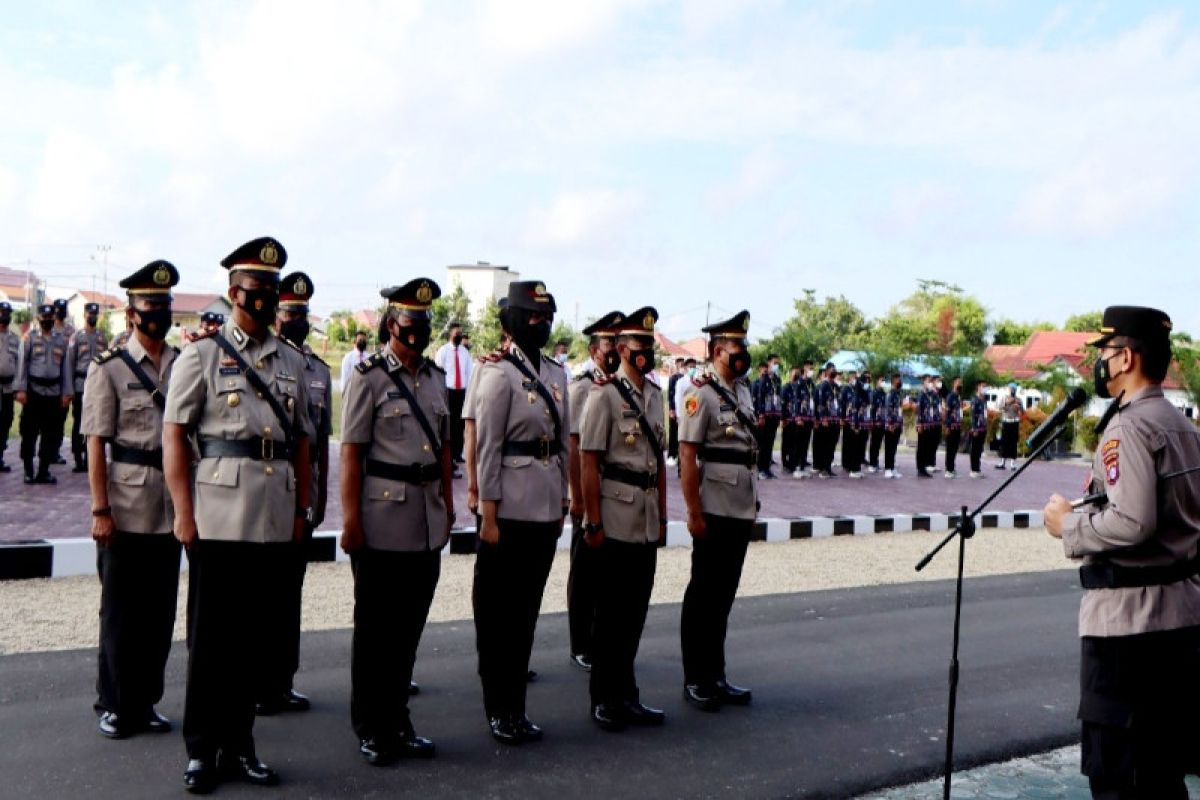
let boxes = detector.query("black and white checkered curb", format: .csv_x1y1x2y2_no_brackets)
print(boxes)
0,510,1045,580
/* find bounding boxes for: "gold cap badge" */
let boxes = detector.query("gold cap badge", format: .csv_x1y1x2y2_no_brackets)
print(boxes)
416,282,433,304
153,266,171,286
260,243,279,265
742,316,750,331
295,277,308,296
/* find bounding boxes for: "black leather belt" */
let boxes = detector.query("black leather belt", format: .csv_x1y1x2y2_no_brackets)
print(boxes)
30,375,60,387
601,464,657,490
111,443,163,470
502,438,562,459
700,447,755,469
365,458,441,484
198,437,293,461
1079,557,1200,590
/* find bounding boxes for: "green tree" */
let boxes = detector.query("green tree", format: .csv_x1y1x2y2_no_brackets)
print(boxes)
992,319,1055,346
326,309,358,344
1174,343,1200,412
756,289,869,367
1064,310,1103,333
431,284,471,346
471,297,504,355
544,319,588,361
926,355,1000,394
873,279,987,356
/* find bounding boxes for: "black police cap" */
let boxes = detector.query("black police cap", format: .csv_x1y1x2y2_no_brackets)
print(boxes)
279,271,314,309
84,302,100,314
220,236,286,278
380,278,441,319
53,298,68,309
506,280,557,313
119,260,179,296
1088,306,1173,347
701,310,750,340
201,311,225,325
617,306,659,339
582,310,625,337
37,303,54,315
0,301,12,312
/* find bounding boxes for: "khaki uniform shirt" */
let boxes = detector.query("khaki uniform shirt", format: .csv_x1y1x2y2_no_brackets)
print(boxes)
298,343,333,507
1063,385,1200,637
66,328,108,394
0,329,21,394
15,329,68,397
81,336,177,534
568,367,602,437
580,369,665,543
163,322,313,544
474,348,570,522
341,351,450,552
678,372,759,521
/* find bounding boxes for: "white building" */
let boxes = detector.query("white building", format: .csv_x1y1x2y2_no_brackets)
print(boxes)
446,262,519,321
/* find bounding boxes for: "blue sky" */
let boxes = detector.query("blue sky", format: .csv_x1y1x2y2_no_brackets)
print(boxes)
1,1,1198,342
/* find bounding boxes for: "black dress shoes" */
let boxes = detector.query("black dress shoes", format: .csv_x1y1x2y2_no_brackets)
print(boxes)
622,700,665,726
34,472,56,484
408,680,420,696
183,759,217,794
256,689,310,715
591,703,627,732
359,737,397,766
97,711,128,739
514,715,543,741
526,669,538,682
396,731,436,759
144,708,172,733
570,653,593,671
488,716,522,745
683,683,721,712
220,754,279,786
715,679,752,705
72,462,87,473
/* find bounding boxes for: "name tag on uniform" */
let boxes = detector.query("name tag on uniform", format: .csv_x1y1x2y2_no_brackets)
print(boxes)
521,379,536,390
621,410,638,418
219,366,240,375
310,381,325,390
127,382,148,390
719,403,734,412
276,372,295,381
387,390,403,400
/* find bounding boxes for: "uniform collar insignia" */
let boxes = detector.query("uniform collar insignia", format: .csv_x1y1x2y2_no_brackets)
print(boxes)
230,325,246,347
385,351,401,370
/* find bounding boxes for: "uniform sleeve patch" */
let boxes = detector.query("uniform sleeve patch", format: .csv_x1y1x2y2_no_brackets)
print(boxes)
1102,440,1120,486
684,394,699,417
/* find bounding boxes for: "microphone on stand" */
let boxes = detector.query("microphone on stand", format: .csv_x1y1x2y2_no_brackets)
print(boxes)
1025,387,1088,452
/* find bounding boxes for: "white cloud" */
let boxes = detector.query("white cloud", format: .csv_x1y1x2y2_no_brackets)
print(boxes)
523,189,644,250
704,146,790,214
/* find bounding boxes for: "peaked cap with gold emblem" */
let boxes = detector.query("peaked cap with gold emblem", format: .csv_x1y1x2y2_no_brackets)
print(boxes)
220,236,286,279
381,278,441,319
617,306,658,339
701,310,750,341
582,310,625,338
119,259,180,297
278,271,314,311
506,280,557,313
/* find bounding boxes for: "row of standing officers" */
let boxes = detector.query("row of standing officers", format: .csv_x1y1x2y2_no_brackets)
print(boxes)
77,238,763,794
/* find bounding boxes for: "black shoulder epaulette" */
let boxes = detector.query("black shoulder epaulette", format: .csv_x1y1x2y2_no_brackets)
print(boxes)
356,353,384,374
191,328,216,342
281,337,304,354
93,346,124,366
425,357,445,375
594,374,614,387
690,374,712,387
573,371,593,383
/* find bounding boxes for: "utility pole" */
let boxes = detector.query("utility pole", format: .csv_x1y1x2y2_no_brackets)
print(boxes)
94,245,111,308
705,301,711,327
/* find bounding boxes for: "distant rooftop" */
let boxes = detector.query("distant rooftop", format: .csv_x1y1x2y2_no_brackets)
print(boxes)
447,261,511,272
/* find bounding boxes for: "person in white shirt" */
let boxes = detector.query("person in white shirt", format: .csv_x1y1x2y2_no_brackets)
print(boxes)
434,321,472,468
340,330,370,390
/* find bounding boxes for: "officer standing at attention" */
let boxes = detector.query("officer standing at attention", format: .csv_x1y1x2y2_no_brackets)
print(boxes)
882,373,904,479
15,302,70,484
779,365,800,475
942,377,963,479
915,374,941,478
567,310,625,673
580,307,667,731
838,370,861,478
51,298,75,464
67,302,108,473
866,374,887,473
813,363,840,479
1044,306,1200,798
0,301,20,472
163,236,313,793
340,278,451,765
968,381,989,479
791,360,815,478
471,280,570,745
677,311,757,712
256,271,330,717
82,260,181,740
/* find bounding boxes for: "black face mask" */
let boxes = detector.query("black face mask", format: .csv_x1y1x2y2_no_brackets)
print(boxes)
723,348,751,378
237,287,278,325
451,333,463,346
39,317,54,332
85,315,99,327
1094,353,1117,399
601,349,621,375
355,339,367,352
627,348,656,376
279,319,310,347
0,314,10,326
392,321,431,354
55,309,66,321
135,308,172,340
511,312,551,354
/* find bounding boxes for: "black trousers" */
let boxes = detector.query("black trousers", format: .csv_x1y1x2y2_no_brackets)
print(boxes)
1000,421,1019,459
263,539,310,701
1080,626,1200,799
95,532,181,719
350,547,441,741
567,515,597,658
795,423,812,470
841,424,862,472
183,540,292,761
680,514,752,687
756,417,779,472
883,427,901,471
868,426,883,468
448,388,466,461
667,416,679,460
19,392,60,468
590,538,656,707
969,431,985,472
0,390,13,458
472,519,559,719
71,392,85,462
814,423,839,473
780,422,797,472
916,427,942,472
943,428,962,474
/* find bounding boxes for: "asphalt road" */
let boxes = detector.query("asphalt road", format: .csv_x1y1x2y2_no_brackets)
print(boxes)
0,570,1084,799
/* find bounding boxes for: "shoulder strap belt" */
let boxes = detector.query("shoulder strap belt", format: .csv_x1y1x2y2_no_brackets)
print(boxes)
381,363,443,459
705,379,757,432
608,378,664,467
210,333,294,446
115,350,166,411
503,352,562,444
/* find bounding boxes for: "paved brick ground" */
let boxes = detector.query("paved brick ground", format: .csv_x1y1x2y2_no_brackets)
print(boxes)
856,745,1200,798
0,440,1086,542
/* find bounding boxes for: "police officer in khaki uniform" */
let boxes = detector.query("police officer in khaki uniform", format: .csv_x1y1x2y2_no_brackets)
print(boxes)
580,307,667,731
83,261,181,740
1044,306,1200,799
677,310,757,712
340,278,452,765
163,236,313,794
67,302,108,473
15,302,70,484
0,301,21,472
471,280,570,745
567,310,625,673
255,272,331,716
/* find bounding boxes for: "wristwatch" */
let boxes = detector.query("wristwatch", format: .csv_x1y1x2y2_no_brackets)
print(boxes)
584,522,603,536
296,506,314,525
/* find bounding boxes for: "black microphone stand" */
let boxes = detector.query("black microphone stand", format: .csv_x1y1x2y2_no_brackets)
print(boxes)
915,424,1069,800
